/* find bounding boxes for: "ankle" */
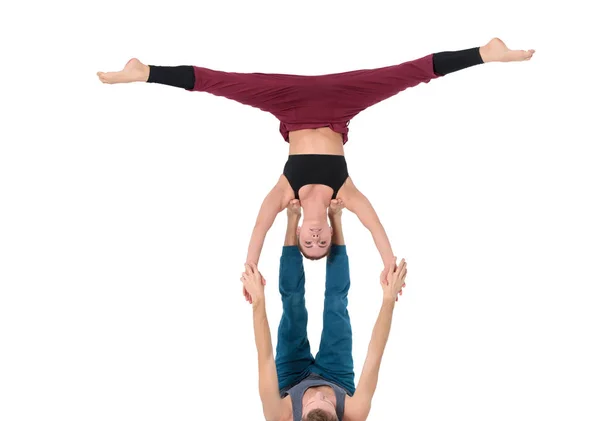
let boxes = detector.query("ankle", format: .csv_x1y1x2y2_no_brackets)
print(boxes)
479,45,493,63
139,64,150,82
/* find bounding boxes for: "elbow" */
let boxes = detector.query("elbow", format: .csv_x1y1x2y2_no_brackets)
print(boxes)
254,219,273,233
373,219,384,229
363,218,383,233
258,352,275,365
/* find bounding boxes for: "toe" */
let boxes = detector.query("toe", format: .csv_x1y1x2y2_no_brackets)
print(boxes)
524,50,534,60
507,49,531,62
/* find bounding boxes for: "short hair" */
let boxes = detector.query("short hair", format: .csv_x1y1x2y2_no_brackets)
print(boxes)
297,236,331,261
303,408,338,421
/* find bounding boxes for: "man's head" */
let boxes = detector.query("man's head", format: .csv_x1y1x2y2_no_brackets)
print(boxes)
303,409,338,421
302,390,338,420
297,221,332,260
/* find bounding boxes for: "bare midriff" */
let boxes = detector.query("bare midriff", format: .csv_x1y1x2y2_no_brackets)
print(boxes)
288,127,345,156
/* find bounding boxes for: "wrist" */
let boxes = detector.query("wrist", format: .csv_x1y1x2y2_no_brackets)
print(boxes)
141,64,151,82
479,45,494,63
328,214,342,225
382,296,396,307
252,296,266,309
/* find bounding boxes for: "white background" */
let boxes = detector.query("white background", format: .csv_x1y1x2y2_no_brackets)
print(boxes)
1,0,599,420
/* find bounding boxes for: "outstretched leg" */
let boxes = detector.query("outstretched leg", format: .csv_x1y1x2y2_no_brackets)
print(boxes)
276,247,314,391
97,59,304,120
311,208,356,395
312,245,355,395
317,37,535,122
275,204,315,392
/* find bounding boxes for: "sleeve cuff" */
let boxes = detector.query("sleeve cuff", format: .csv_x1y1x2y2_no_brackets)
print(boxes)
329,244,347,256
281,246,302,257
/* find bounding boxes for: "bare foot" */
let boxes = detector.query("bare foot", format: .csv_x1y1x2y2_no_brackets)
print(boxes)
479,38,535,63
97,58,150,84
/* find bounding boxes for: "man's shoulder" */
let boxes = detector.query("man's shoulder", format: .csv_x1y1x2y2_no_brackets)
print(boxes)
342,394,369,421
276,395,293,421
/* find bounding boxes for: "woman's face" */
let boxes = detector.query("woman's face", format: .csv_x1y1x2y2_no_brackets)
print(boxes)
297,222,332,259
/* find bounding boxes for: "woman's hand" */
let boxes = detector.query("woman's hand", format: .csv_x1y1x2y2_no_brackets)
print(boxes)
380,257,407,302
241,263,266,305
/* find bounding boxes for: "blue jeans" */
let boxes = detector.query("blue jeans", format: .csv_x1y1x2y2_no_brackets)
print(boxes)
275,245,355,395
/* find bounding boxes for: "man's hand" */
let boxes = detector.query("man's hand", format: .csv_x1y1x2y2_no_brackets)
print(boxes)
285,199,301,246
328,199,345,245
379,259,396,285
328,198,345,217
287,199,301,218
241,263,266,305
380,257,407,302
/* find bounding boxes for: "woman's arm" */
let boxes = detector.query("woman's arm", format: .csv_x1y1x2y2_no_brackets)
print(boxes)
341,178,394,265
246,176,294,265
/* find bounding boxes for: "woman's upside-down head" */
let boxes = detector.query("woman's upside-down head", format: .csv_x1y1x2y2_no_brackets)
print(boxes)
297,218,333,260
